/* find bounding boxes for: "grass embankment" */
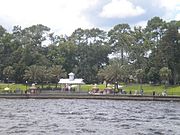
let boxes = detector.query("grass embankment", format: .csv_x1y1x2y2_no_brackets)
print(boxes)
0,83,179,96
123,84,180,95
81,84,180,96
0,83,27,93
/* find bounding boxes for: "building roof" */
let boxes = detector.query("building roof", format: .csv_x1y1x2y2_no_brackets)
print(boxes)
58,78,85,84
68,72,74,76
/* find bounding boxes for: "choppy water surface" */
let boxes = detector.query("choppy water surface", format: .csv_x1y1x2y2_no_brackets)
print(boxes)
0,99,180,135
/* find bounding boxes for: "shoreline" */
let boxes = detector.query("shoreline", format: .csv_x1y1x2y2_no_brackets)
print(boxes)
0,93,180,102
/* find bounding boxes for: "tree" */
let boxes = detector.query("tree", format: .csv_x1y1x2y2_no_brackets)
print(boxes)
24,65,39,83
0,25,7,80
19,24,51,66
0,33,14,66
145,16,166,45
160,21,180,84
49,65,66,88
145,17,167,70
135,69,145,89
36,66,49,88
0,17,179,86
0,25,6,37
159,67,171,87
57,41,78,74
70,28,110,83
147,67,159,84
129,26,149,69
3,66,15,85
98,59,131,85
108,24,132,65
98,62,122,85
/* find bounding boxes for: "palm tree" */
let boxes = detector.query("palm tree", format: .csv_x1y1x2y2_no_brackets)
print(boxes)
37,66,49,88
24,65,39,83
98,60,130,90
49,65,66,88
159,67,171,88
3,66,15,86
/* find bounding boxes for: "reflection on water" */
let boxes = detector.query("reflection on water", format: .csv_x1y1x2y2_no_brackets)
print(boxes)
0,99,180,135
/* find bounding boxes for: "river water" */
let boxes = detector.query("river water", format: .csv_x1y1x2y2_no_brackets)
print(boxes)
0,99,180,135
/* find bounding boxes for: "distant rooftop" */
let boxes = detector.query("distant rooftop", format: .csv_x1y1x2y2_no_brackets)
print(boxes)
58,78,84,84
58,72,85,84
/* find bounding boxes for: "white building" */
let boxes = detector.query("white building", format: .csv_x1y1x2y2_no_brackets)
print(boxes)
58,72,85,91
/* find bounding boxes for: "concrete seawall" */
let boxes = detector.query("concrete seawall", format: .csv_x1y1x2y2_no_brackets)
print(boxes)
0,93,180,101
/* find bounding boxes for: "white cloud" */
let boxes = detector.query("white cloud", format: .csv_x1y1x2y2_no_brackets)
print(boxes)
133,20,147,28
175,14,180,20
0,0,98,35
99,0,145,18
158,0,180,10
0,0,179,35
157,0,180,21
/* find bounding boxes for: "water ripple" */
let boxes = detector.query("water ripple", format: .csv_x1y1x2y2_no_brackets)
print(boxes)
0,99,180,135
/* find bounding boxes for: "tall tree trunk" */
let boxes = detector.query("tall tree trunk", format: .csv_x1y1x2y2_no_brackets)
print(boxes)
140,79,142,90
172,68,177,85
121,48,124,65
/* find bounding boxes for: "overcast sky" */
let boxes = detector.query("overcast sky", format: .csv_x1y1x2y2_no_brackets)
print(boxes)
0,0,179,35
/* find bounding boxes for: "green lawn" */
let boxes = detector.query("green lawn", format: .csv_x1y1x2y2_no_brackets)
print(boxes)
81,84,180,96
122,84,180,95
0,83,27,93
0,83,180,96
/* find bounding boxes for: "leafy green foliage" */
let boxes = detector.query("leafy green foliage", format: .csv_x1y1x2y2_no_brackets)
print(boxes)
0,17,179,85
159,67,172,83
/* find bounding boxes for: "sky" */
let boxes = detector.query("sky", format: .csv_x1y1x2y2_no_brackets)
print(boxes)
0,0,179,35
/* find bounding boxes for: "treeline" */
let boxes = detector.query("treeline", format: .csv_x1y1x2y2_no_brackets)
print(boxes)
0,17,179,85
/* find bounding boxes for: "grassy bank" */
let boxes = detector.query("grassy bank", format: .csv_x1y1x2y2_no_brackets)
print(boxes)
81,84,180,96
0,83,179,96
122,84,180,95
0,83,27,93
